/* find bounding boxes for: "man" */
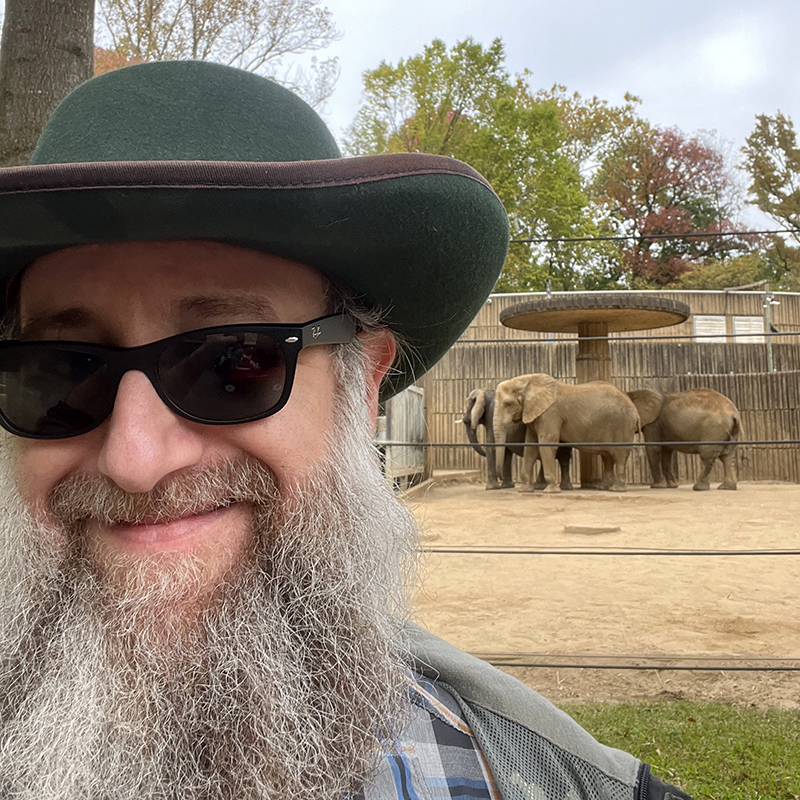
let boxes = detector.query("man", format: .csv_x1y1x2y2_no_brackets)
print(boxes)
0,61,692,800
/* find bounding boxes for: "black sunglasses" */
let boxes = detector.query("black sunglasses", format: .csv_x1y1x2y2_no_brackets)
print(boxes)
0,314,357,440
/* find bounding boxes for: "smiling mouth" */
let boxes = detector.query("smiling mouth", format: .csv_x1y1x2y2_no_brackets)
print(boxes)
101,504,238,547
108,501,235,529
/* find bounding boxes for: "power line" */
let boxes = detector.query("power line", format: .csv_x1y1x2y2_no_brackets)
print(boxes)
473,653,800,672
510,228,797,245
422,545,800,557
380,440,800,448
455,330,800,344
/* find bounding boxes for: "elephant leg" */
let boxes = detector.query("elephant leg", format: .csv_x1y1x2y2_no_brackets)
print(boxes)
647,445,666,488
557,446,573,490
537,441,560,493
485,432,501,490
518,429,538,493
718,448,738,490
663,449,679,488
608,448,630,492
693,446,718,491
500,446,515,489
533,457,547,490
600,453,614,490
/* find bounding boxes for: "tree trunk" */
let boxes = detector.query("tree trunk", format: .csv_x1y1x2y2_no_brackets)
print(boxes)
0,0,94,166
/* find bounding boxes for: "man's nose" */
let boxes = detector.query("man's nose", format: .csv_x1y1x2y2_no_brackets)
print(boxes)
96,370,205,493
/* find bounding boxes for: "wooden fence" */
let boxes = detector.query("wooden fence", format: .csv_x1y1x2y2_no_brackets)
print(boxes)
417,341,800,485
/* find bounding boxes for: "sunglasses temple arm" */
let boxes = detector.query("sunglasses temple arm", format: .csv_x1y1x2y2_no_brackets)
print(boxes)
300,315,357,346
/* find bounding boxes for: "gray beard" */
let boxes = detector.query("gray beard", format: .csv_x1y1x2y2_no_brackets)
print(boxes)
0,347,419,800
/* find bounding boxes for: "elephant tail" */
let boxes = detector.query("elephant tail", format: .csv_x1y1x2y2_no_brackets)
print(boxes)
730,415,741,441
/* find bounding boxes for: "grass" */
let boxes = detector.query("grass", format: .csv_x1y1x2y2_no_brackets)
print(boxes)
558,699,800,800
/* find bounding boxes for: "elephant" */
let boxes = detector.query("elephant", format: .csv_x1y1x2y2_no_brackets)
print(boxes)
493,374,640,493
627,388,741,491
463,388,573,490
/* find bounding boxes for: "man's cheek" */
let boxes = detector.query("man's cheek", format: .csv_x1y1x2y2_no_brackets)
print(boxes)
13,439,91,516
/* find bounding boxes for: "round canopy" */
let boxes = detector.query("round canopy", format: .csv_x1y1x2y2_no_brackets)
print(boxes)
500,294,690,334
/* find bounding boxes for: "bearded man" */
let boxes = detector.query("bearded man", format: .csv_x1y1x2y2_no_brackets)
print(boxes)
0,62,692,800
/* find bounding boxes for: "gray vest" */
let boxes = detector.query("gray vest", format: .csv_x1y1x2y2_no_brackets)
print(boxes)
405,624,690,800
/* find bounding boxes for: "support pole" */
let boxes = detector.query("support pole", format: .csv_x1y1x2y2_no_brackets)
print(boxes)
576,321,611,489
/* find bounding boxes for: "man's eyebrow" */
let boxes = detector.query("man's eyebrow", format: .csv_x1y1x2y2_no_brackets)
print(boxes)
19,307,92,339
177,295,280,322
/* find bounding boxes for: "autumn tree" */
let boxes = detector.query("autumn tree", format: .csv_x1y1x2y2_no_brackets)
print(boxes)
537,85,644,180
94,45,144,76
742,112,800,234
593,125,744,286
0,0,94,166
96,0,340,106
675,253,764,290
345,38,592,292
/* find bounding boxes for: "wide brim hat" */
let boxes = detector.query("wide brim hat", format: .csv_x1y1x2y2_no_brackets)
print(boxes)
0,60,509,399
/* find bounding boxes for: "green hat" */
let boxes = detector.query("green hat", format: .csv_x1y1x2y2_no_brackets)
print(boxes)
0,60,509,399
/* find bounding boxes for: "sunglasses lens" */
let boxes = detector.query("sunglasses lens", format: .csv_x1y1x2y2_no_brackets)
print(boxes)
158,330,287,422
0,345,117,438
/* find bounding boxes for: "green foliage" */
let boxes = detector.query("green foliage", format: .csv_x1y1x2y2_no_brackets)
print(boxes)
345,38,592,292
743,113,800,234
762,238,800,291
676,253,765,290
536,84,644,179
561,699,800,800
348,38,754,293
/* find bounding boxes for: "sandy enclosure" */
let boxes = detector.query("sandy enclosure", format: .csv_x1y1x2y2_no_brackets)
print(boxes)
407,480,800,709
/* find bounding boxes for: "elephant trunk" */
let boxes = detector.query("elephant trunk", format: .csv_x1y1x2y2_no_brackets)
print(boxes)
464,421,486,457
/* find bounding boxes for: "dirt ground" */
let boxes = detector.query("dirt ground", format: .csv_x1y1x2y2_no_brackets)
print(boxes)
406,478,800,710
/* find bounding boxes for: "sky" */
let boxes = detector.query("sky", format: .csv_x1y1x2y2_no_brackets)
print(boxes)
319,0,800,225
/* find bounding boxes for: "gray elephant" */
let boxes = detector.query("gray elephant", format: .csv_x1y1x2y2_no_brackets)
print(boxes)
493,375,639,493
463,388,572,490
627,388,741,491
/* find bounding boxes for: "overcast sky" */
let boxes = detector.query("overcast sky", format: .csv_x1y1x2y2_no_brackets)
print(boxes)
323,0,799,145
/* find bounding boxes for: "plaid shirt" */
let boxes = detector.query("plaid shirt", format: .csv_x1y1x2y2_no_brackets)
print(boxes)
356,673,500,800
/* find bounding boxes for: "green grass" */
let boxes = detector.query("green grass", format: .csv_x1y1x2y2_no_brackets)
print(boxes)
558,699,800,800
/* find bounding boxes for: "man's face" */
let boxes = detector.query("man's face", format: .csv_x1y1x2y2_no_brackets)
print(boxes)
0,240,415,800
14,240,353,590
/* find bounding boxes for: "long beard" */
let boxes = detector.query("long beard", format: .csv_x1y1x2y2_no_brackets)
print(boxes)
0,347,419,799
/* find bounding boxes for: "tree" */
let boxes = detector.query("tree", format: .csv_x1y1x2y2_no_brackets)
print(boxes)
593,125,744,286
345,38,592,292
537,84,644,181
94,45,144,76
96,0,340,107
0,0,94,166
534,86,649,289
675,253,764,290
742,112,800,236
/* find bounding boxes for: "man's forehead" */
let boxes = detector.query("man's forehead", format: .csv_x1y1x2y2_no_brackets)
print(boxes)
17,240,330,325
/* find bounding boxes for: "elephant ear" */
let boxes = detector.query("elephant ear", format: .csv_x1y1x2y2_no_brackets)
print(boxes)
469,389,487,430
627,388,663,426
522,374,559,425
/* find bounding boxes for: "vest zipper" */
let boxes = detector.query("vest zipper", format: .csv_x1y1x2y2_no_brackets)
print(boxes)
636,762,651,800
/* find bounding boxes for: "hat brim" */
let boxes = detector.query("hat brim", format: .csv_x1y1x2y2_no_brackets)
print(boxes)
0,152,509,400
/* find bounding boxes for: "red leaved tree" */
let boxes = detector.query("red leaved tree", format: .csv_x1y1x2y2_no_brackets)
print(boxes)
594,126,743,285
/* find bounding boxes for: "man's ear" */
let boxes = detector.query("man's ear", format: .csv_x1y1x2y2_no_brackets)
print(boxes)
358,329,397,424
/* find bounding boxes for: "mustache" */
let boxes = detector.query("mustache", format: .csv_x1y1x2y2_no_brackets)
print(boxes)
48,457,281,527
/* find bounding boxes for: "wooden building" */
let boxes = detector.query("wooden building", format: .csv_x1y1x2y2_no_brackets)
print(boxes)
416,290,800,485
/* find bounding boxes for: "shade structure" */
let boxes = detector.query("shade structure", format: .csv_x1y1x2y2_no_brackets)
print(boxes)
500,294,691,488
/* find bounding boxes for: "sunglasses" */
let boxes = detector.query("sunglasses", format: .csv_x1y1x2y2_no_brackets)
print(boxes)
0,314,357,440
